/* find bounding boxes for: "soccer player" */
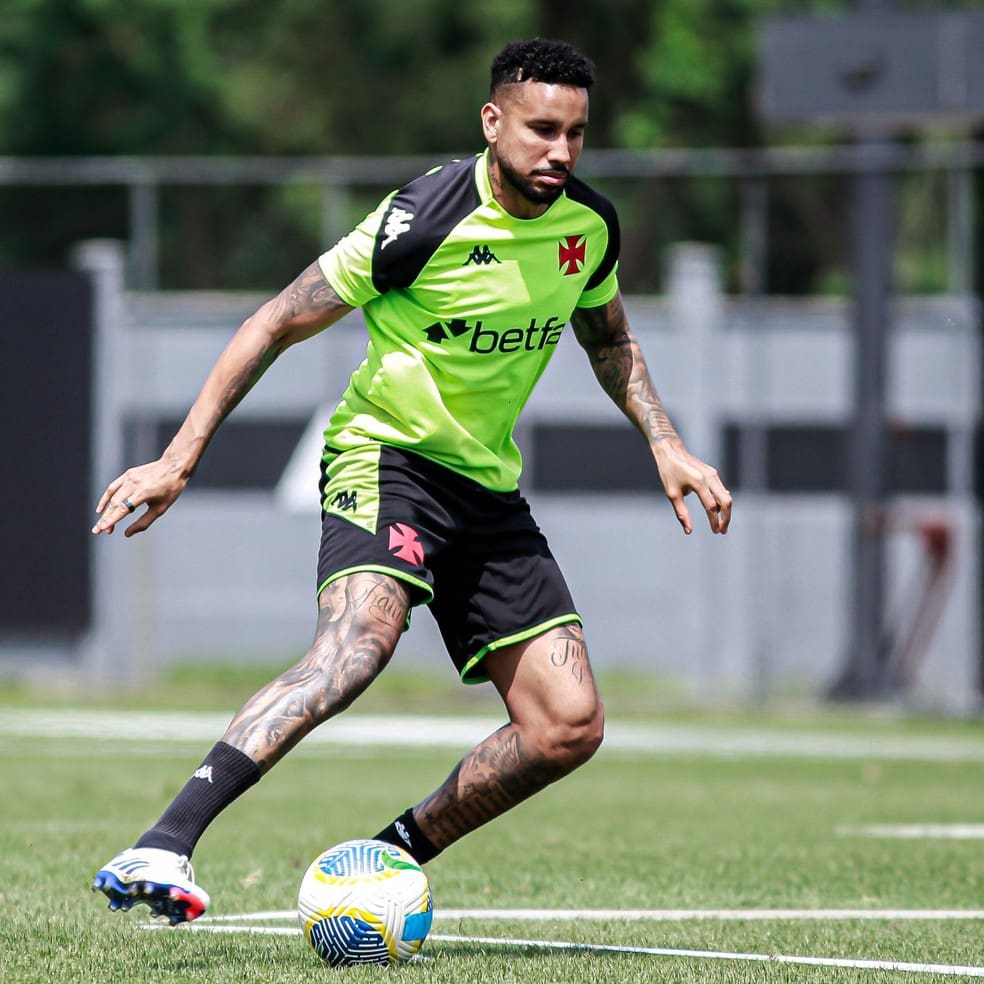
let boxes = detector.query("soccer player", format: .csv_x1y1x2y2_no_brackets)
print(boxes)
91,37,732,924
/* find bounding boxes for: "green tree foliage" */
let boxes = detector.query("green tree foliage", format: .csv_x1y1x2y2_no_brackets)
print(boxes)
0,0,240,155
3,0,825,157
0,0,971,293
210,0,532,155
0,0,534,157
0,0,537,281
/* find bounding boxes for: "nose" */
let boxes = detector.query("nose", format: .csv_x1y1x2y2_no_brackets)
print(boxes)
548,137,572,169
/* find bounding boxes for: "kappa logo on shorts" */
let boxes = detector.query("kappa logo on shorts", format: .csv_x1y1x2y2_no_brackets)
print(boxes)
388,523,425,566
331,489,358,512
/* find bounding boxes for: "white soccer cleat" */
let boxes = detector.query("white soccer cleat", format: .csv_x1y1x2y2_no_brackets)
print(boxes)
92,847,210,925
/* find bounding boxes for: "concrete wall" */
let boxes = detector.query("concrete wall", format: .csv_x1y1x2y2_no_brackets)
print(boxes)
14,240,978,711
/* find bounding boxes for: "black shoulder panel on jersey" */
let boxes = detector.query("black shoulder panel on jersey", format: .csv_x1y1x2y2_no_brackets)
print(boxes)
371,156,482,293
564,176,621,294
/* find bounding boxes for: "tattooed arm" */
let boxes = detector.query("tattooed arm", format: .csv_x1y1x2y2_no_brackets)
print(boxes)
92,262,353,536
571,292,732,535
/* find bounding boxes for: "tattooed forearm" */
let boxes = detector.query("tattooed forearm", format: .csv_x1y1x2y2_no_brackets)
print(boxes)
215,344,282,429
221,574,409,770
170,264,352,474
172,342,283,477
571,297,678,445
416,725,569,848
222,263,350,411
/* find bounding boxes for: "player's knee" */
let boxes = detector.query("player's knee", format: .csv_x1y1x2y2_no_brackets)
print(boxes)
542,696,604,772
300,633,393,722
571,697,605,766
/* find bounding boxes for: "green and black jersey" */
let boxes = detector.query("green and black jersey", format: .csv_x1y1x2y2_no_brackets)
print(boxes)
318,149,620,492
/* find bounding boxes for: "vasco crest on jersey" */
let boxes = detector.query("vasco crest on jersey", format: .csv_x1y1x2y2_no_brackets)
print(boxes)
559,234,587,276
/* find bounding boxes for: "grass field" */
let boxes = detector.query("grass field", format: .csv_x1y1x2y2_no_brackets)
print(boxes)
2,668,983,982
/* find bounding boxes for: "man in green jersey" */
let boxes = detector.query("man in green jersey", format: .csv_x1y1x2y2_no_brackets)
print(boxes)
92,37,732,924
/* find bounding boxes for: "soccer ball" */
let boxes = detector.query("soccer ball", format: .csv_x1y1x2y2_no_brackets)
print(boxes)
297,839,433,967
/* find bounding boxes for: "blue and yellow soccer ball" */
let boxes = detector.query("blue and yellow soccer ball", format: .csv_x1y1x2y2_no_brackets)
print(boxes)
297,839,433,967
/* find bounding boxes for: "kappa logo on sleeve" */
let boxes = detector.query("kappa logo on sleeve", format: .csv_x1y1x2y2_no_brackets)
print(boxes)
380,206,415,250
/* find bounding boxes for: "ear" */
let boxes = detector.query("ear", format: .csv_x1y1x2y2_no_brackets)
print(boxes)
481,102,501,144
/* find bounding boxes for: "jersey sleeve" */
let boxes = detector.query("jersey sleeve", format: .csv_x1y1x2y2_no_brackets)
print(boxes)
576,260,619,308
568,178,621,309
318,158,482,308
317,193,394,309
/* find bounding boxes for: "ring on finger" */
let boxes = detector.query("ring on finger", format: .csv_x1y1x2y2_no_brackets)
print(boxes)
122,497,136,513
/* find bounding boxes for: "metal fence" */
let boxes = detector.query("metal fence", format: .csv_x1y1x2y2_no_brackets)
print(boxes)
1,140,980,292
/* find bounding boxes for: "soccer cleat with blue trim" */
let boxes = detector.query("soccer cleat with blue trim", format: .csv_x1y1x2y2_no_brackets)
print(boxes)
92,848,210,925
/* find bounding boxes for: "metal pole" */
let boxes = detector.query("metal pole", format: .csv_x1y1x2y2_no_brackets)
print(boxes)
739,176,768,296
947,164,974,294
321,181,353,250
825,0,896,699
830,138,897,698
128,180,159,290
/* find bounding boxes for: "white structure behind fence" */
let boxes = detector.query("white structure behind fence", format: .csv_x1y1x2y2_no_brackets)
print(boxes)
14,239,978,712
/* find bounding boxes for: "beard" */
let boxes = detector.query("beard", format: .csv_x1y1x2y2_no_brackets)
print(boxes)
496,153,568,206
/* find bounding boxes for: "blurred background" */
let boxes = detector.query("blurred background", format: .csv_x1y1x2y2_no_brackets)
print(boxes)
1,0,982,714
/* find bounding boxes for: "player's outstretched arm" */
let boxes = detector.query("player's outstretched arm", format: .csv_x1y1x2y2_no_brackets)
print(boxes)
571,292,732,535
92,262,353,537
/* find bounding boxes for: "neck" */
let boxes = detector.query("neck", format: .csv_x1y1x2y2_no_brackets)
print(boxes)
486,155,550,220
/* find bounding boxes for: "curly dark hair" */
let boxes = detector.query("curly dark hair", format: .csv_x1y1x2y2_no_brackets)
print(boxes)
490,38,595,97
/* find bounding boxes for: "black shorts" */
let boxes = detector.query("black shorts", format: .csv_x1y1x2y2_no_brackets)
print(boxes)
317,444,581,684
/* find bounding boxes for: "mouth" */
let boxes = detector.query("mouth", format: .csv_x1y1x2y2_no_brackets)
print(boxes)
534,170,569,187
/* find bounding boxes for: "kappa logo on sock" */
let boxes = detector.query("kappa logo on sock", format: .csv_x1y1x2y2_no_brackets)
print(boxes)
192,765,214,784
395,820,412,846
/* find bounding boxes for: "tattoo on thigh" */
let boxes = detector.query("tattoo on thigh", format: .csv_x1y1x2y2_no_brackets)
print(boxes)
222,575,409,769
364,581,405,628
548,628,588,685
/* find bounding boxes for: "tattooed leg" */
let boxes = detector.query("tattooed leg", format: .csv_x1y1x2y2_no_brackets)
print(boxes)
413,622,604,850
221,572,410,770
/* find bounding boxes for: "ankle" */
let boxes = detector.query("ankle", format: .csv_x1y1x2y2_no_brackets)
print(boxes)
373,807,440,864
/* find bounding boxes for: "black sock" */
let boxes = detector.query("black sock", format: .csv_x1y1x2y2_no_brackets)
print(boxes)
134,741,261,858
374,807,441,864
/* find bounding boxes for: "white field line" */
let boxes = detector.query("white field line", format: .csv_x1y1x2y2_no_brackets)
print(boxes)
146,912,984,978
3,709,984,761
199,908,984,923
429,933,984,978
838,824,984,839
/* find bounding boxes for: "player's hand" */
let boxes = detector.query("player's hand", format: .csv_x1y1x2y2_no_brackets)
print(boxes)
91,458,189,537
653,438,732,535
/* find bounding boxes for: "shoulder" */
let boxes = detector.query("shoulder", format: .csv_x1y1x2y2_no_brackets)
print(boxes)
394,156,481,215
371,157,482,292
563,176,621,292
563,175,619,235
